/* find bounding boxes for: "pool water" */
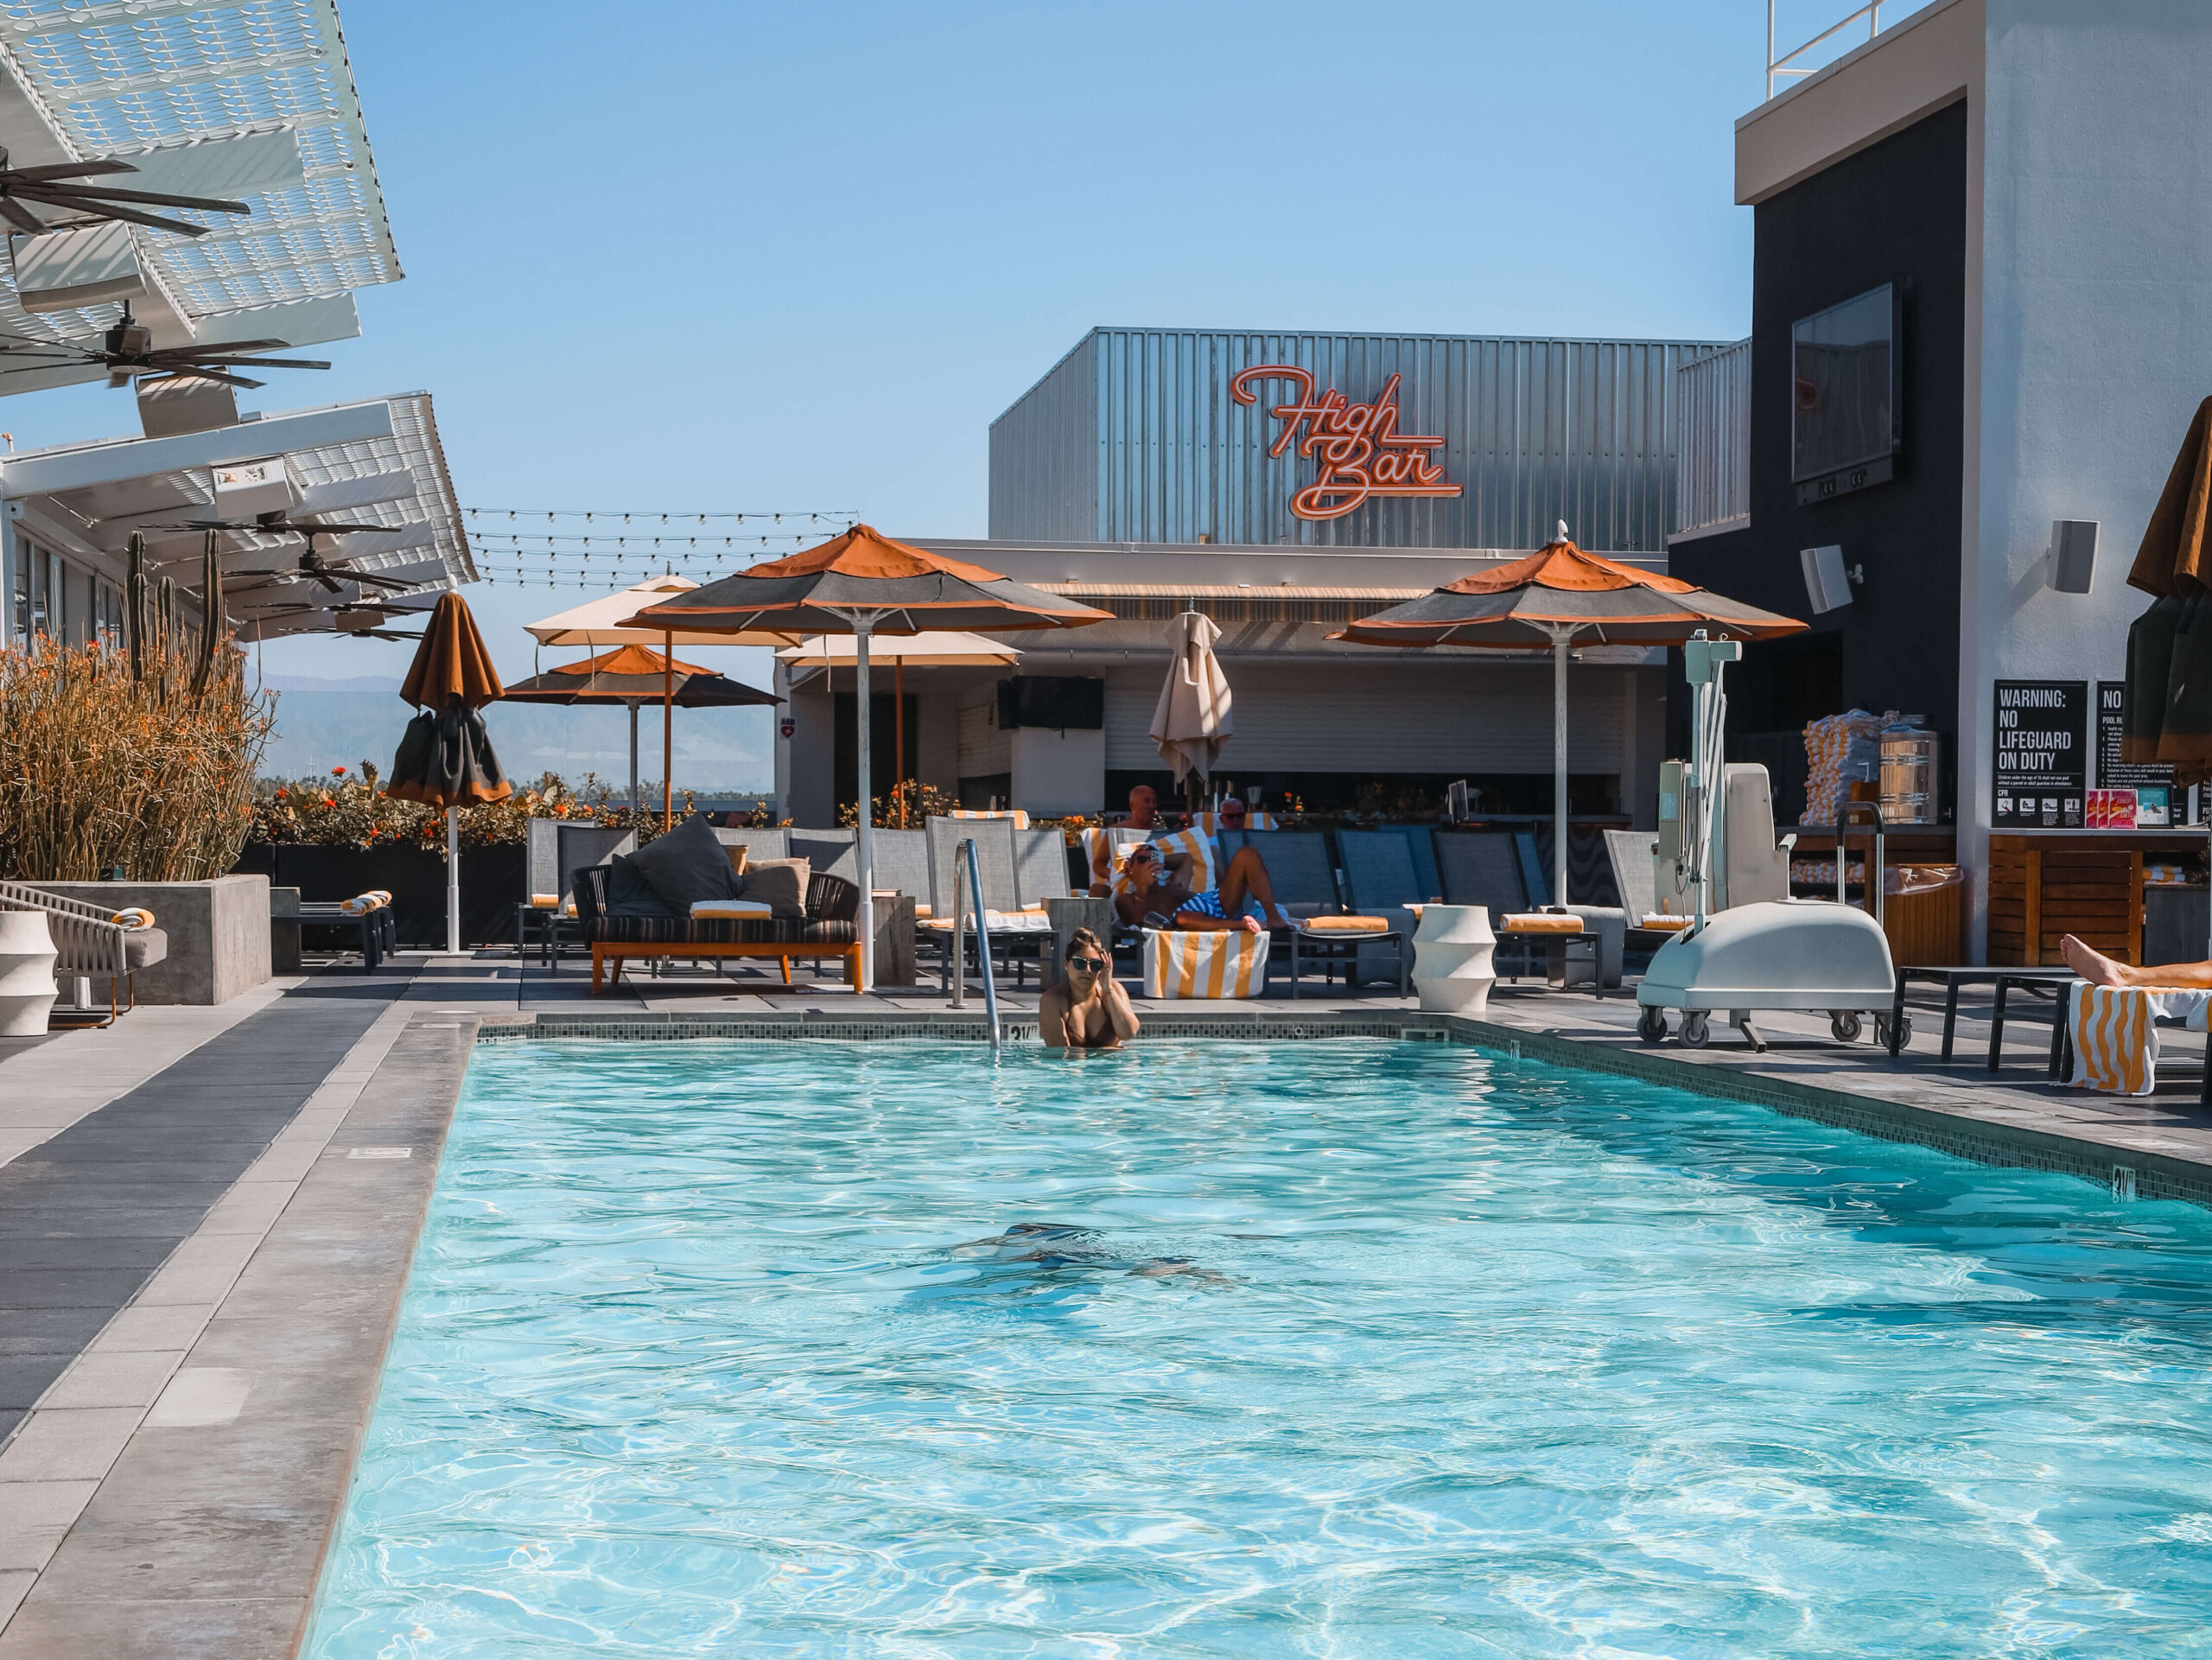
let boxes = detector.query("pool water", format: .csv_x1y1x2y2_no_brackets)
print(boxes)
304,1040,2212,1657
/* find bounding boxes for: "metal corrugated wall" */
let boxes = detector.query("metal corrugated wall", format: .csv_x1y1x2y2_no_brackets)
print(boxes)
989,328,1734,551
988,334,1097,544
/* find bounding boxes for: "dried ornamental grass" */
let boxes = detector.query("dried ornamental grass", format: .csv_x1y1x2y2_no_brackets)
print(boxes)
0,638,274,881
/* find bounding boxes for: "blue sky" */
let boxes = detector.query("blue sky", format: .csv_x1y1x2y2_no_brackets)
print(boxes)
23,2,1847,703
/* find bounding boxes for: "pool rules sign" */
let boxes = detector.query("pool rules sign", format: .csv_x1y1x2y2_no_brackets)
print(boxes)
1993,680,2087,828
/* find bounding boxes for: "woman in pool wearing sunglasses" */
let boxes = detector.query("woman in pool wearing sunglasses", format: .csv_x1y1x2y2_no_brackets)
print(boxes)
1039,927,1140,1051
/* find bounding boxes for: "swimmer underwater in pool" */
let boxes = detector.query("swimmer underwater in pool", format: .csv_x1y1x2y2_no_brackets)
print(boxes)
1039,927,1139,1052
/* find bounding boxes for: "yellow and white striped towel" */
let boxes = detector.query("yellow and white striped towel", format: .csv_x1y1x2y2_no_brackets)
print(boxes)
2070,983,2212,1095
1142,928,1268,999
1197,810,1279,833
1147,827,1220,892
947,807,1030,829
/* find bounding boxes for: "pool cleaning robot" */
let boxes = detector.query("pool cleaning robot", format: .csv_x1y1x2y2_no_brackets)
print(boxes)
1635,635,1899,1052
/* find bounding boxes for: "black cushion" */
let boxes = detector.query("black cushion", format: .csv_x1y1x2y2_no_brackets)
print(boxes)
625,813,741,913
602,852,677,919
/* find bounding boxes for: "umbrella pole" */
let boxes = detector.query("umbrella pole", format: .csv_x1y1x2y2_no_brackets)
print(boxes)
446,805,461,957
896,656,906,828
854,618,875,991
663,630,674,831
628,701,640,817
1549,626,1573,908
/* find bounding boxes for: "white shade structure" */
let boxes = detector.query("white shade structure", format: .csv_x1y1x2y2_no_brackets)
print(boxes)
526,575,790,650
773,631,1021,667
525,575,788,826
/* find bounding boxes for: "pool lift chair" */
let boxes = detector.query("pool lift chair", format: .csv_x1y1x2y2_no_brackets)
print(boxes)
1635,634,1898,1053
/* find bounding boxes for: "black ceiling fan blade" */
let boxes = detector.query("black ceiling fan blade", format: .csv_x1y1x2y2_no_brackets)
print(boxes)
186,355,330,371
0,195,48,235
23,196,210,237
279,520,389,535
2,159,137,183
313,574,345,594
146,339,289,359
34,181,250,214
340,569,422,590
0,357,98,375
149,365,260,390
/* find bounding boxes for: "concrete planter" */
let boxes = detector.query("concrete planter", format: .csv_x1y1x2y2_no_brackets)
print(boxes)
1412,904,1497,1016
0,908,59,1034
32,876,270,1006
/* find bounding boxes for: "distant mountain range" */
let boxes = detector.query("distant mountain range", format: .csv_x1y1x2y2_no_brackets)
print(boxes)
257,676,772,795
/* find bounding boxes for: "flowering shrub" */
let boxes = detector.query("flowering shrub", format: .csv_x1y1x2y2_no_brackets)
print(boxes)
0,639,273,881
837,779,961,829
249,768,704,855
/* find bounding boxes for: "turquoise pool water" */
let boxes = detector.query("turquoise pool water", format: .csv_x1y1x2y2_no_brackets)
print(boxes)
305,1040,2212,1657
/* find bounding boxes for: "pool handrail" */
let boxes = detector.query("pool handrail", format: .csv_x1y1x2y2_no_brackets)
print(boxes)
949,836,1001,1053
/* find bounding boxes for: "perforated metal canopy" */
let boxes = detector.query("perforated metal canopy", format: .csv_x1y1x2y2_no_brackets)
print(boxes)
0,0,398,392
2,390,474,637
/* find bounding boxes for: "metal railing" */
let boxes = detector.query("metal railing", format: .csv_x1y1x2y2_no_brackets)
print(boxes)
946,837,1001,1053
1836,800,1887,925
1674,340,1752,538
1769,1,1891,99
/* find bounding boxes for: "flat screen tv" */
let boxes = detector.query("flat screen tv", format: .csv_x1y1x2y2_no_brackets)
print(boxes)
995,675,1104,731
1791,282,1901,503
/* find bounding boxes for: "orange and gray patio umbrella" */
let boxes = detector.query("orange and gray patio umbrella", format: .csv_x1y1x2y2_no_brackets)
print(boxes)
388,591,511,955
500,644,779,814
2123,396,2212,781
1331,526,1806,905
623,524,1110,984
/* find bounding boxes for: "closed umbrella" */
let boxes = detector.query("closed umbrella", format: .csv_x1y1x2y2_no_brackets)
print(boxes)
387,592,511,955
500,645,779,815
2123,396,2212,782
1332,525,1806,906
526,575,789,830
625,524,1109,987
1151,610,1233,804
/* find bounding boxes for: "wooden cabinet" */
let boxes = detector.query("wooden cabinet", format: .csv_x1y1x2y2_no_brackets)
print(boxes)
1984,834,2203,965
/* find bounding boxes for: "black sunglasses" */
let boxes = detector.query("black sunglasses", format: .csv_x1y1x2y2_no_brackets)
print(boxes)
1069,955,1108,972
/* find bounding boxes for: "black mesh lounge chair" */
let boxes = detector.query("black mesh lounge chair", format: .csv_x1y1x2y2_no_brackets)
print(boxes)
925,816,1047,990
791,830,859,883
1232,829,1406,998
1434,830,1595,991
573,865,861,992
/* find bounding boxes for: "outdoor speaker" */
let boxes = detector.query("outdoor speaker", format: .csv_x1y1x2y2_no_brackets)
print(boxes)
1801,544,1853,614
2052,519,2099,593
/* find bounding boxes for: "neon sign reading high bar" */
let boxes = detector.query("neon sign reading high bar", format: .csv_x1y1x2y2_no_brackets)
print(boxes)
1230,364,1463,521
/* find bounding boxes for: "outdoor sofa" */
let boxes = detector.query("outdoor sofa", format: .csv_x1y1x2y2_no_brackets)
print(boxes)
572,862,862,993
0,881,168,1024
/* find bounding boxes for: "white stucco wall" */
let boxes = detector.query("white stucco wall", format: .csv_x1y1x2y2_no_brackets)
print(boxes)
1959,0,2212,958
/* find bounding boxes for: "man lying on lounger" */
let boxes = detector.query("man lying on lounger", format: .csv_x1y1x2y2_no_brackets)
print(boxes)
1039,928,1140,1051
2063,933,2212,989
1115,842,1294,933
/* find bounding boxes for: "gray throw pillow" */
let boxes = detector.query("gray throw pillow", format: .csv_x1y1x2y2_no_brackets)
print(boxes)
741,856,811,919
602,852,677,919
626,812,742,913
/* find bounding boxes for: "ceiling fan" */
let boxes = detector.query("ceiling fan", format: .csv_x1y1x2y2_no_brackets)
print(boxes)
0,146,251,239
0,304,329,388
147,512,417,595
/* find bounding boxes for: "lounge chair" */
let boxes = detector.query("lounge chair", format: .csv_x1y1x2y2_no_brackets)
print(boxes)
925,815,1050,990
1433,830,1598,993
0,881,168,1025
1014,826,1076,907
1235,829,1404,998
713,827,791,865
1331,828,1428,992
791,830,859,884
521,822,633,970
1605,828,1694,952
573,864,861,992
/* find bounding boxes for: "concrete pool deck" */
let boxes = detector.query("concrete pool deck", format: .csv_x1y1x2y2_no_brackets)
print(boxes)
4,949,2212,1654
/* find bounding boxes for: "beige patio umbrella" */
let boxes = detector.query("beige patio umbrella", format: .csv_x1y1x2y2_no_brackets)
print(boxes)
525,574,787,829
1151,610,1233,805
776,633,1023,826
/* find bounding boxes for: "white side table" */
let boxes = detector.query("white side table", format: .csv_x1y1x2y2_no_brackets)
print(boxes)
1410,904,1497,1016
0,909,58,1036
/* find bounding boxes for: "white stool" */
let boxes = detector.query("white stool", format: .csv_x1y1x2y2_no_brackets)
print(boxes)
0,909,59,1037
1411,904,1497,1016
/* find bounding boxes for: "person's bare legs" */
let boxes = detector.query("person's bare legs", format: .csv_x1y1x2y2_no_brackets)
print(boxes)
1216,846,1294,930
2061,933,2212,989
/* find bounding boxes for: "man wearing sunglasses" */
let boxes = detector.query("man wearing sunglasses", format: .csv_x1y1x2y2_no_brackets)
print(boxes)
1039,927,1140,1051
1116,842,1293,934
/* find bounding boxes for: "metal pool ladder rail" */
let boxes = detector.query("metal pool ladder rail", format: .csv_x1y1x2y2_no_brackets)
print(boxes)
948,836,1001,1053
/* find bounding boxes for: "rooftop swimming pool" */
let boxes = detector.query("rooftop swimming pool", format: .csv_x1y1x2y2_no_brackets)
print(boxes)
305,1040,2212,1657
